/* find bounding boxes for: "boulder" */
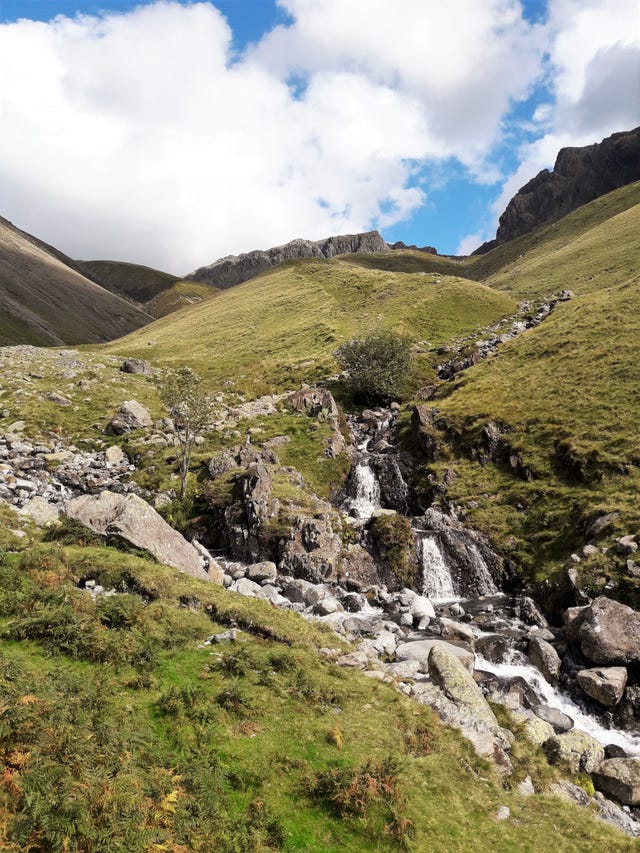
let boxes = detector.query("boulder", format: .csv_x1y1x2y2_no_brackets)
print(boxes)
104,445,127,465
437,617,475,650
532,704,573,733
396,639,475,673
230,577,262,597
287,387,338,419
65,491,209,580
592,758,640,806
528,636,562,684
571,597,640,665
18,496,61,526
522,716,556,747
246,561,278,583
120,358,153,375
410,594,436,621
109,400,152,434
577,667,628,707
543,730,605,773
428,645,500,732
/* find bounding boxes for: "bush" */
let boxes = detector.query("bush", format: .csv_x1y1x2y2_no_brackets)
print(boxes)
335,331,412,404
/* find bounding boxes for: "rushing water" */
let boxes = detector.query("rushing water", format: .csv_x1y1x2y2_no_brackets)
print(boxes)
344,462,381,519
417,534,456,600
476,650,640,756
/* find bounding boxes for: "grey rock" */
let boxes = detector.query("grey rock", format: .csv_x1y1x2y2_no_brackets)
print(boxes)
231,577,262,597
17,496,61,526
109,400,152,434
544,730,605,773
528,636,561,684
532,704,573,733
573,596,640,665
120,358,153,375
577,667,628,707
396,639,475,673
592,758,640,806
65,490,209,580
246,561,278,583
186,230,389,289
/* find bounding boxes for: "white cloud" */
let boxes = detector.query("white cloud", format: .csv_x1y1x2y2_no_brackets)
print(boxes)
0,0,546,273
0,0,636,273
489,0,640,234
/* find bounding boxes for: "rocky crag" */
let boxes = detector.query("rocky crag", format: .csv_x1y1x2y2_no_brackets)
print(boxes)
185,230,389,289
475,127,640,252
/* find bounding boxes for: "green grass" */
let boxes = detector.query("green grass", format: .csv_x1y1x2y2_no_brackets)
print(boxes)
79,259,181,304
103,259,517,396
145,281,219,318
0,542,631,852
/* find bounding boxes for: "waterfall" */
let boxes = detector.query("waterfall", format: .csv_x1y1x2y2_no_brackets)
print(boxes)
476,651,640,757
345,462,381,519
465,543,498,596
417,534,456,600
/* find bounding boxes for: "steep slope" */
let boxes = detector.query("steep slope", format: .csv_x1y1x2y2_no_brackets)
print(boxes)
474,127,640,250
107,258,517,394
410,185,640,601
79,259,181,304
185,229,389,289
0,216,153,345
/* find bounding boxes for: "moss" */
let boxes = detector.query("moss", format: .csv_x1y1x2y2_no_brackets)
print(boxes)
369,514,418,588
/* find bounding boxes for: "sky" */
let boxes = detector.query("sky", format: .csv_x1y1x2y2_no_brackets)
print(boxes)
0,0,638,274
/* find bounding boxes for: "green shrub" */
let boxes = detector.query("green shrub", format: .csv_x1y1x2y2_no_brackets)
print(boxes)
335,331,412,404
369,513,418,588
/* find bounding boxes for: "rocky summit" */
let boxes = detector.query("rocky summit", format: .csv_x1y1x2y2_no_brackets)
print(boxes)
185,229,389,289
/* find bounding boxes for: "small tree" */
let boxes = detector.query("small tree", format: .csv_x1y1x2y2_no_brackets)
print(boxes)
158,367,213,499
335,330,412,404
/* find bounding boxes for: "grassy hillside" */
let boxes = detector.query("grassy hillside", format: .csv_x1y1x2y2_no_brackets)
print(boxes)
0,217,153,346
0,535,630,852
104,259,517,396
79,259,182,304
145,280,220,318
405,185,640,599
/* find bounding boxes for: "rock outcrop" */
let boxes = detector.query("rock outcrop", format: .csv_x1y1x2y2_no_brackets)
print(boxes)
186,230,389,289
564,596,640,665
65,491,211,581
477,127,640,249
593,759,640,806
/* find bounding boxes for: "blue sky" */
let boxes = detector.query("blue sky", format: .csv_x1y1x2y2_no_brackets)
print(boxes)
0,0,637,272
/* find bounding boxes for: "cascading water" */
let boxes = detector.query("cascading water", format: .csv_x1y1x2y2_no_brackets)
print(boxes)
477,650,640,757
345,462,381,520
417,534,456,600
465,543,498,596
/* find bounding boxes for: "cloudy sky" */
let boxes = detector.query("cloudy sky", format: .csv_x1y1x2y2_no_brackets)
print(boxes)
0,0,638,274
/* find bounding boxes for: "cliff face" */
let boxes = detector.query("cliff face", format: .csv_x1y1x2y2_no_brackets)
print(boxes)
481,128,640,250
186,230,389,289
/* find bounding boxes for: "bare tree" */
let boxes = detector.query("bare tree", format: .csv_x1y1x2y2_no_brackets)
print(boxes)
158,367,213,499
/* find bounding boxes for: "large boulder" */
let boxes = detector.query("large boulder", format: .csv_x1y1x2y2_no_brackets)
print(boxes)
528,636,562,684
396,639,474,673
592,758,640,806
120,358,153,375
428,644,500,732
543,730,605,773
18,496,61,526
566,597,640,665
576,667,628,707
65,491,211,581
108,400,152,434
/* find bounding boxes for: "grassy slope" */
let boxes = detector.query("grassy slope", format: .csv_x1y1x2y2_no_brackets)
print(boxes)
414,184,640,596
0,538,629,852
79,259,181,304
0,218,153,346
104,258,517,396
145,280,220,318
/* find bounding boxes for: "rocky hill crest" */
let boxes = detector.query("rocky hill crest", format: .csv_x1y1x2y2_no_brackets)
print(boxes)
475,127,640,252
186,229,389,289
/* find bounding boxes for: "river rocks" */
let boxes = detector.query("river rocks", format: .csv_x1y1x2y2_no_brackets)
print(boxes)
108,400,152,434
566,597,640,665
532,704,573,733
230,577,262,597
475,633,510,663
429,644,500,729
527,636,561,684
577,667,628,707
396,639,474,673
120,358,153,375
522,716,556,746
246,561,278,583
592,758,640,806
65,490,210,581
543,730,605,773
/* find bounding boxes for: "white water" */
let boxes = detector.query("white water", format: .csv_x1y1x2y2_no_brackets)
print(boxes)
466,543,498,596
476,651,640,756
418,534,456,600
345,462,381,520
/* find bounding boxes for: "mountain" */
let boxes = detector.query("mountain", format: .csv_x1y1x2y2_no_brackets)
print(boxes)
475,127,640,252
0,216,153,346
78,259,182,304
185,229,389,289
